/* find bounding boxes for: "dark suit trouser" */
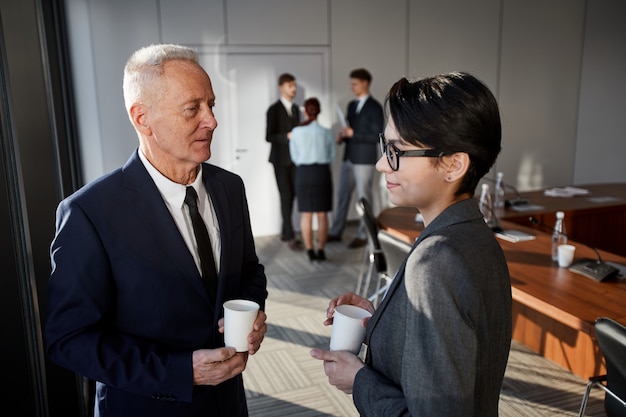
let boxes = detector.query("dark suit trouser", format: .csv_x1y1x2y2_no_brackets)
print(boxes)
272,162,297,240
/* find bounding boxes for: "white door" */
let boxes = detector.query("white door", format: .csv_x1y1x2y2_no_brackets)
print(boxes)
200,48,330,236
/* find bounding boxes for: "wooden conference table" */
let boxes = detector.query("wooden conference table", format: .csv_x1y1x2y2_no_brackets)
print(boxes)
494,182,626,257
377,187,626,379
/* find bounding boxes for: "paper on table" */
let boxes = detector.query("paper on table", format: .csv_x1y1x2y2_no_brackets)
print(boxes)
510,204,545,212
495,229,536,243
544,186,590,197
335,104,348,128
588,196,621,203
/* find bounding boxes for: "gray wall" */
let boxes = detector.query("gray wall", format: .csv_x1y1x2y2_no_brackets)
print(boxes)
65,0,626,236
575,0,626,184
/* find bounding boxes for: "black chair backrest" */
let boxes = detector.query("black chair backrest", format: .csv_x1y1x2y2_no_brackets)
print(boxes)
595,317,626,417
377,230,412,278
357,197,386,273
357,197,381,250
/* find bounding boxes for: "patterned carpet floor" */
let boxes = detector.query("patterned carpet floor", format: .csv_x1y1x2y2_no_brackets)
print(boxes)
245,225,606,416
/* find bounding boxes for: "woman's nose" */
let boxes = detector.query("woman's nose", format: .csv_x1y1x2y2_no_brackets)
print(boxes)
375,155,389,173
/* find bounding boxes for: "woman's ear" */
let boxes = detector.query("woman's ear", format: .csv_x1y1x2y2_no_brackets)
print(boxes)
445,152,470,182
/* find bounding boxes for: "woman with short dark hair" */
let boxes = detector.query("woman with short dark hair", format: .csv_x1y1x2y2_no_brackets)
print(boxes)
311,72,512,416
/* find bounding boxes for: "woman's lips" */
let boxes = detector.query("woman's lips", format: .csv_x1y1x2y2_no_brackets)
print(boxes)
385,180,399,190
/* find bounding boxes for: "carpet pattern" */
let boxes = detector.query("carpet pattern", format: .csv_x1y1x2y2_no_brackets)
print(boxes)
245,227,606,416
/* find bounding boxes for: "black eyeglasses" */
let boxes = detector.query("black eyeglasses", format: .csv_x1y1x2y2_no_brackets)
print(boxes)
379,133,444,171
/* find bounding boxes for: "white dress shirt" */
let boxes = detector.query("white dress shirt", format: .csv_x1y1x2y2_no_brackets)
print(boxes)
138,150,221,275
355,94,369,114
280,97,294,116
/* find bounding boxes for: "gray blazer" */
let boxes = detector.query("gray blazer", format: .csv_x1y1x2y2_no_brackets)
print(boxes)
353,198,512,416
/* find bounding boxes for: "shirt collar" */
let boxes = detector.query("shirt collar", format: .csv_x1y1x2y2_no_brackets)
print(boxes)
280,97,293,112
138,149,204,209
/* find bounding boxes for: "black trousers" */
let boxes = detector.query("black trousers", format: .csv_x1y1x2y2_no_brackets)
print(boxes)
272,162,297,240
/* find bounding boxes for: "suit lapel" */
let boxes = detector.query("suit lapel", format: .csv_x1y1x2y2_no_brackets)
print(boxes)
122,152,214,306
367,200,479,337
202,166,232,314
348,99,358,118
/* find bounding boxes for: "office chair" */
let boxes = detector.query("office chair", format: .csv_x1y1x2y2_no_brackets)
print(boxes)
578,317,626,417
354,197,387,303
373,230,412,305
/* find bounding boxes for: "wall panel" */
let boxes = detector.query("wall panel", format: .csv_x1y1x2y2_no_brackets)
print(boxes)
575,0,626,184
407,0,501,87
498,0,585,190
330,0,407,213
160,0,226,45
226,0,329,45
88,0,160,177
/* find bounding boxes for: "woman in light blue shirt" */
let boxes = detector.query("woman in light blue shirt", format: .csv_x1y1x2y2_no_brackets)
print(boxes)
290,98,335,261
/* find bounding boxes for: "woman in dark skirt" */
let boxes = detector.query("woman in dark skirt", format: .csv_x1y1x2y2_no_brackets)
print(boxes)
289,98,336,261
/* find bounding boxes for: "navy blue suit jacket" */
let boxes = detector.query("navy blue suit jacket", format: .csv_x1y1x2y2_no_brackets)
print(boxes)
265,100,300,166
45,150,267,417
343,96,384,164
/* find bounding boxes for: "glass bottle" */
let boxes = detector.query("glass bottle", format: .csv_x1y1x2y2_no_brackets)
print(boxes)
479,183,493,225
551,211,567,262
494,172,505,208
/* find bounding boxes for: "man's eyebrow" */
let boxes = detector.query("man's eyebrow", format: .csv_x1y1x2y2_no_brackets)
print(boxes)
180,97,201,105
180,97,214,106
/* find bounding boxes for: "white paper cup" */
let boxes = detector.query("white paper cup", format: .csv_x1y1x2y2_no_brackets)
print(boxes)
558,244,576,268
329,305,372,354
223,299,260,352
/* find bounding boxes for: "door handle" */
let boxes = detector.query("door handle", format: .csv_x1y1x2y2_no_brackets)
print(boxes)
235,148,248,160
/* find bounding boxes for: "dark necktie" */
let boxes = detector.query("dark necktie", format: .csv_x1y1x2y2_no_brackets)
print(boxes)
353,99,361,114
184,186,218,297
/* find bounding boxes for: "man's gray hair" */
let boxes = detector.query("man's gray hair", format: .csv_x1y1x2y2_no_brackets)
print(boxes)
122,43,199,112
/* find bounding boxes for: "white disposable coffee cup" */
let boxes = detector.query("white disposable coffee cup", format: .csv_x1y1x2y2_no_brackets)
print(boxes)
558,244,576,268
329,305,372,354
223,299,260,352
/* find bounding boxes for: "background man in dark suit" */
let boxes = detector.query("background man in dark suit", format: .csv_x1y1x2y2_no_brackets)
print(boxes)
265,73,301,250
328,68,384,248
45,43,268,417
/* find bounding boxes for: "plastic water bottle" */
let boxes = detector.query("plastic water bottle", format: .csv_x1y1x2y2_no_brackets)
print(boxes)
551,211,567,262
479,183,493,225
494,172,505,208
